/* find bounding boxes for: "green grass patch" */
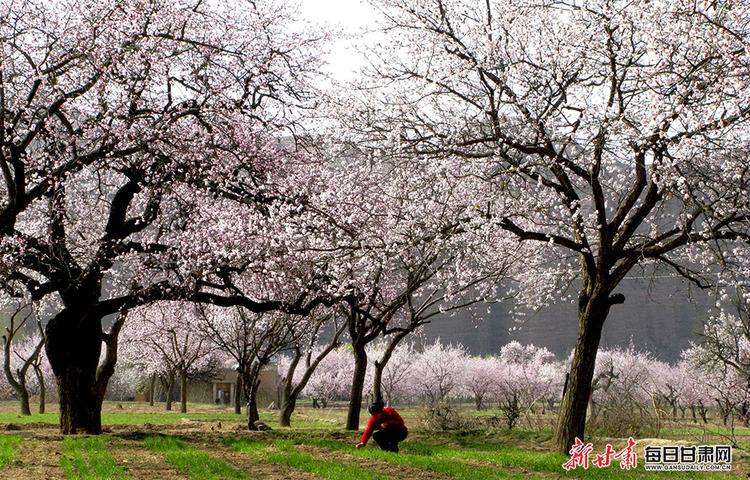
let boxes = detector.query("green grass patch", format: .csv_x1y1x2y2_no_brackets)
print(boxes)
410,440,738,479
60,437,128,480
0,436,22,468
221,437,268,454
271,432,739,480
0,413,58,424
102,412,240,425
0,411,243,426
358,446,531,479
225,438,396,480
269,440,391,480
145,435,247,480
228,436,532,480
0,407,341,430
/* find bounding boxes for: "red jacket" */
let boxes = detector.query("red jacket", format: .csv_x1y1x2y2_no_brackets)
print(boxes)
360,407,406,445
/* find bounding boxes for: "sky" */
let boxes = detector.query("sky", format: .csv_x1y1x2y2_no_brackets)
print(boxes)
296,0,379,81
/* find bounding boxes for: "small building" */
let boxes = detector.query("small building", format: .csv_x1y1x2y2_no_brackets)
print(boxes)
142,366,282,407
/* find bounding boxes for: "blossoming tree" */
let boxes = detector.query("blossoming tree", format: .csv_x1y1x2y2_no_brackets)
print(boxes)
0,294,52,414
0,0,325,433
356,0,750,452
119,302,217,413
286,150,515,429
277,310,347,427
197,304,320,429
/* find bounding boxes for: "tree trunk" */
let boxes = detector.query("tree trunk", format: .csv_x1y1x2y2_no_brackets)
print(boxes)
552,291,613,454
34,364,45,414
235,371,243,415
164,371,175,411
372,330,409,405
279,330,344,428
247,379,261,430
245,365,262,430
96,313,126,406
346,342,368,431
149,374,156,407
4,327,45,417
279,348,302,428
372,360,385,405
55,366,102,434
180,369,188,413
45,308,104,434
17,385,31,416
279,391,298,428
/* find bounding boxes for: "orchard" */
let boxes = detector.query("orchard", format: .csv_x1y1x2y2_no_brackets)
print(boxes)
1,0,749,469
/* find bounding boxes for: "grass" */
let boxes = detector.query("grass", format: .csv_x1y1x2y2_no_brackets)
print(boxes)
249,431,741,480
0,412,58,423
60,437,129,480
0,436,22,468
0,411,241,426
0,408,339,428
0,402,745,479
225,437,393,480
228,436,535,480
145,435,248,479
103,412,240,425
358,446,533,479
268,440,393,480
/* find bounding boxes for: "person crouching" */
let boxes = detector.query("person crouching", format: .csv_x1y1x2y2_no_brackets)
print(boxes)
356,401,408,453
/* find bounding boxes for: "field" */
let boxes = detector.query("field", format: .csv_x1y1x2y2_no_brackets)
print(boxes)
0,401,747,479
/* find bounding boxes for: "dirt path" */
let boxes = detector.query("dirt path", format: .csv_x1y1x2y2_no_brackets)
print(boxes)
108,433,188,480
2,432,66,480
294,443,450,480
194,441,321,480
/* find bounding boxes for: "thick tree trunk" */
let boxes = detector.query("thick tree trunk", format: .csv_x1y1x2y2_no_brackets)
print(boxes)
180,369,188,413
56,366,102,434
552,291,613,454
45,308,104,434
346,342,368,431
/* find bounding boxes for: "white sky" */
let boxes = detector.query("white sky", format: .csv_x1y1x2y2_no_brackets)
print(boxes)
296,0,380,81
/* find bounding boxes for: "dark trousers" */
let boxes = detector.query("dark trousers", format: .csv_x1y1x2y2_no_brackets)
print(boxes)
372,425,408,452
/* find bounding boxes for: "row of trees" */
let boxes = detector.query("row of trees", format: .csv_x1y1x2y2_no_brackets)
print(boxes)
7,324,746,439
2,299,750,439
0,0,748,455
281,338,750,432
